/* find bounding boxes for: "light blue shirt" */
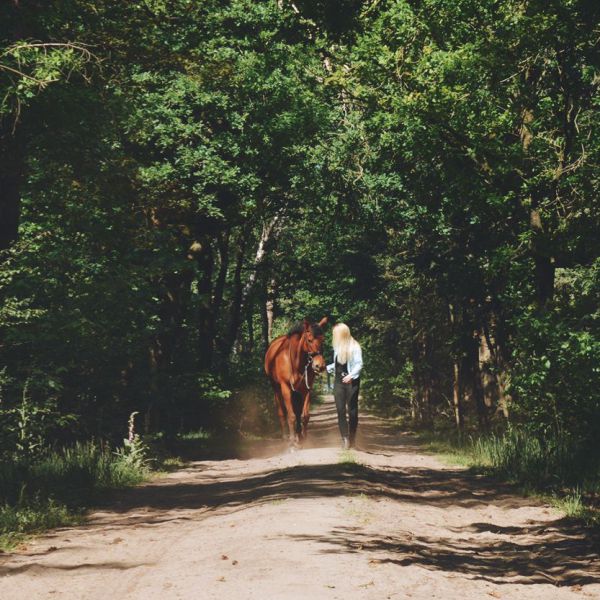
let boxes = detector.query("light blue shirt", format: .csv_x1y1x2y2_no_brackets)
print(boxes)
326,343,363,380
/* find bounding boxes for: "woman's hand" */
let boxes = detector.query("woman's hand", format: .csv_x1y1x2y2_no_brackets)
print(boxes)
342,375,353,384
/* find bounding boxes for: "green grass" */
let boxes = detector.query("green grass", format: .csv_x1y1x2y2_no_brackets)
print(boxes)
0,441,151,551
419,427,600,527
554,496,600,526
155,456,186,473
338,449,358,465
0,500,81,551
177,429,212,441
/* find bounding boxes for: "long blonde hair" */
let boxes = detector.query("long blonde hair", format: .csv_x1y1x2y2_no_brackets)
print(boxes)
333,323,358,364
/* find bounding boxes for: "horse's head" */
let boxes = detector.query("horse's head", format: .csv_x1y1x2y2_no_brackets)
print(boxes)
302,316,328,374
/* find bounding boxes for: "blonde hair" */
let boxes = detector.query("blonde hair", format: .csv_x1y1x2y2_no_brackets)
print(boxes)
333,323,358,365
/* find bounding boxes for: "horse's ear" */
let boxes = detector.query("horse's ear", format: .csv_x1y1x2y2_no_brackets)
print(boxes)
303,318,311,331
318,316,328,328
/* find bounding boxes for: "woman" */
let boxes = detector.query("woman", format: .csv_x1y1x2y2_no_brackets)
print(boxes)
327,323,363,449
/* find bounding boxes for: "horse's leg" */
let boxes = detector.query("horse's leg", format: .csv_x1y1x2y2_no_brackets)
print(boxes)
292,390,303,440
273,384,286,440
281,384,299,447
301,391,311,441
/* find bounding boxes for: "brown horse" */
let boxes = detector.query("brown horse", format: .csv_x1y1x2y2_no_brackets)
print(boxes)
264,317,328,447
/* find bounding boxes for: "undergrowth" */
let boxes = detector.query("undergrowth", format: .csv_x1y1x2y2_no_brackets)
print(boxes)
419,427,600,527
0,438,151,551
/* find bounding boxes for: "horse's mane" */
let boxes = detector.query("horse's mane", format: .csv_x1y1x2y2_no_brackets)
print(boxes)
287,321,324,338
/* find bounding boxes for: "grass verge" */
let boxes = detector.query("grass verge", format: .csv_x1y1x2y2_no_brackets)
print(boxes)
418,428,600,528
0,441,151,551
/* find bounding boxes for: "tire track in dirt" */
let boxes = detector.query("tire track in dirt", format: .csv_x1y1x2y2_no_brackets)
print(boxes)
1,399,599,599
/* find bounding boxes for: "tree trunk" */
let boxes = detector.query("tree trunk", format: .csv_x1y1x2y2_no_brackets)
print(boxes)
146,268,193,433
221,227,249,365
470,332,489,431
521,89,556,308
196,240,214,370
452,359,463,432
448,303,464,432
421,380,433,427
478,328,497,411
261,297,270,353
145,341,161,434
483,316,510,419
222,215,282,363
243,304,254,356
238,214,282,310
261,276,276,351
266,292,275,341
0,121,22,251
211,230,229,320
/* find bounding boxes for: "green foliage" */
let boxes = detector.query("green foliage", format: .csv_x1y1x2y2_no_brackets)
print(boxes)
0,439,150,549
0,500,77,551
421,426,600,523
114,412,152,472
0,40,95,119
0,441,149,508
508,262,600,437
468,429,598,489
0,0,599,530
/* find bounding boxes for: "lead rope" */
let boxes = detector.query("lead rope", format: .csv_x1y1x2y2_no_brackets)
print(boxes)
289,334,313,392
304,358,312,390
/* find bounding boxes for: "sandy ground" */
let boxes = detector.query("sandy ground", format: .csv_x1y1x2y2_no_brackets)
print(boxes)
1,398,599,600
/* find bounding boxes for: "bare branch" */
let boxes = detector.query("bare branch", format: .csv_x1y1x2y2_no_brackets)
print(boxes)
0,62,50,84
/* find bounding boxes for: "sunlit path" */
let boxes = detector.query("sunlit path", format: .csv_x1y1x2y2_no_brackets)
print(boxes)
2,400,598,599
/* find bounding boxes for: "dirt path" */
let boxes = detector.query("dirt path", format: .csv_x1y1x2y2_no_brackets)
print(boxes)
2,399,599,600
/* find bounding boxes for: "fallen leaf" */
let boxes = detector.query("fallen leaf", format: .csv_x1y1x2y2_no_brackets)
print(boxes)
217,576,225,582
221,554,228,560
232,560,238,565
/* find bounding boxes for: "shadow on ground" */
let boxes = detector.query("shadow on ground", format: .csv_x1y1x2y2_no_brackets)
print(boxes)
1,401,598,586
288,520,600,587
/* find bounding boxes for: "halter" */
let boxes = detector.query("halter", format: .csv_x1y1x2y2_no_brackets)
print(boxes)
289,331,322,392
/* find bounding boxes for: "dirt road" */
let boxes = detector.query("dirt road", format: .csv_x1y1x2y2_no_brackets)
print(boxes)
1,399,599,600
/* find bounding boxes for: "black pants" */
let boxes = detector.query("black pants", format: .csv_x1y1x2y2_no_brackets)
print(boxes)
333,379,359,441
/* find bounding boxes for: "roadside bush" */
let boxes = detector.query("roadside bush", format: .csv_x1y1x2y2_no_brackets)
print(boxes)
0,440,150,548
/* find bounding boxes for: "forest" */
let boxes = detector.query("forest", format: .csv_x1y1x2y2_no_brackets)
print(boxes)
1,0,599,541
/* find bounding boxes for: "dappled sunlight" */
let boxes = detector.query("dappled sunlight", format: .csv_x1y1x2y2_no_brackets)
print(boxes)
2,403,599,599
288,520,600,587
